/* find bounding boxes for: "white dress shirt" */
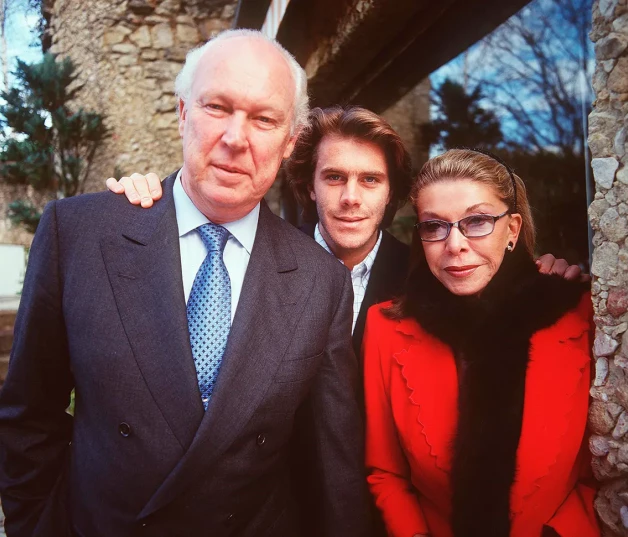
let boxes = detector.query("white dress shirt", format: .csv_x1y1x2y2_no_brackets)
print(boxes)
314,223,382,333
173,173,259,322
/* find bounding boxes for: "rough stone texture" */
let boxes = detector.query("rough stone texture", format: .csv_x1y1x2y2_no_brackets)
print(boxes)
0,0,235,247
589,4,628,533
593,156,620,188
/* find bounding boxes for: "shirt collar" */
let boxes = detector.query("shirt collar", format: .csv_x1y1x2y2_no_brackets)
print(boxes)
314,223,382,275
173,171,259,254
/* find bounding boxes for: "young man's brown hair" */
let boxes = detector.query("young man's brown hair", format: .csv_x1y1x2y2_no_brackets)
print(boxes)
286,105,413,227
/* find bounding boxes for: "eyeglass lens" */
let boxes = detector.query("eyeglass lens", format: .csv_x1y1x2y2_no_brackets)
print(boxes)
418,215,497,241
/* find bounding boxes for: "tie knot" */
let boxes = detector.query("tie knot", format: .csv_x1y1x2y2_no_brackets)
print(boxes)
197,223,230,252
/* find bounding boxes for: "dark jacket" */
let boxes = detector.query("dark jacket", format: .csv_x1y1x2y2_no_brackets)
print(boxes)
0,174,370,537
299,223,410,357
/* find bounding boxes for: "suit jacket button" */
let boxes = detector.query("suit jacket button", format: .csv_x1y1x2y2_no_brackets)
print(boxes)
119,422,131,437
256,433,266,446
226,513,236,525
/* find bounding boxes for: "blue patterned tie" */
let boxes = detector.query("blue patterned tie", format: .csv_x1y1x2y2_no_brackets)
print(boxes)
187,223,231,410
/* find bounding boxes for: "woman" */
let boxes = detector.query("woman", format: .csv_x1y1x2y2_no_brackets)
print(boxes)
363,149,599,537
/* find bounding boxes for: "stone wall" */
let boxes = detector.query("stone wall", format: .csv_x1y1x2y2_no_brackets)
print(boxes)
588,1,628,535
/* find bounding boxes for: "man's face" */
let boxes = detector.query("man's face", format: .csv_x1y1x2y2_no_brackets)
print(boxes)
179,37,298,223
310,135,392,268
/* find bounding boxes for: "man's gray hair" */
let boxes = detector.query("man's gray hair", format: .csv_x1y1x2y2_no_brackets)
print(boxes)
174,29,309,134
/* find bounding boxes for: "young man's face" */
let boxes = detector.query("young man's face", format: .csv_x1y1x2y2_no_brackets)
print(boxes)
310,135,392,268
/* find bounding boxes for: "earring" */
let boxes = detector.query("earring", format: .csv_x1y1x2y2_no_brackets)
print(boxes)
506,242,514,252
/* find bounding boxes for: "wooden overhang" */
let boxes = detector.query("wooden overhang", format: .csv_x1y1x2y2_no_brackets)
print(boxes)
234,0,531,113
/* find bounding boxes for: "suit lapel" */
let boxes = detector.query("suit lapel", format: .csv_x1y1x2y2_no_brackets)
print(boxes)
101,174,204,451
352,232,410,355
139,202,315,519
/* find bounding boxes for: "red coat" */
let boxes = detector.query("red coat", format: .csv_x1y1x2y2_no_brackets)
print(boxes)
363,295,599,537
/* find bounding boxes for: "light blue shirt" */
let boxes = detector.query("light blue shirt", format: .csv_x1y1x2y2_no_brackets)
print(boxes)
173,172,259,321
314,224,382,332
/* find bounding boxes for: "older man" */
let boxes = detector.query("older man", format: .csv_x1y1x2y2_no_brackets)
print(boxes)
0,30,369,537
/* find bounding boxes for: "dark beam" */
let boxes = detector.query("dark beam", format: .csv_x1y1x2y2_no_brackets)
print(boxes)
342,0,532,112
232,0,272,30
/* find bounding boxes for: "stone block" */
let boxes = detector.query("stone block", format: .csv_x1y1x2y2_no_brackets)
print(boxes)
612,13,628,32
155,113,177,130
591,434,611,456
588,132,613,156
141,49,161,61
145,15,170,24
176,23,200,43
589,198,611,227
144,60,181,80
592,157,619,188
112,43,139,54
590,400,619,434
103,26,132,46
609,57,628,94
592,241,619,279
117,55,138,66
613,411,628,439
130,25,152,48
600,0,620,18
596,33,628,59
151,23,174,49
596,356,611,387
164,46,188,62
198,18,228,40
606,287,628,317
614,126,627,157
176,15,195,25
156,94,177,113
601,207,628,241
155,0,181,16
128,0,155,15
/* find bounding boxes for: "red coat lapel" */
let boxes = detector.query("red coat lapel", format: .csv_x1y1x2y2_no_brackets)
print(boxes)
393,319,458,473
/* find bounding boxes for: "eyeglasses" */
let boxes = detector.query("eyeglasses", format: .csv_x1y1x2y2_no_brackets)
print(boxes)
415,211,510,242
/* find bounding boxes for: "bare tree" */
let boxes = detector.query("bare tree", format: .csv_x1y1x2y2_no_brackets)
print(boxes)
467,0,593,157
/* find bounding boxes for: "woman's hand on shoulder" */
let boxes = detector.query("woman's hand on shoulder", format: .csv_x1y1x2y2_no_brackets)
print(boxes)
105,172,163,208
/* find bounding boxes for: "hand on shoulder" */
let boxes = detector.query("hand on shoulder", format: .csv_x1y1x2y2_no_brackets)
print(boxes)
105,172,163,208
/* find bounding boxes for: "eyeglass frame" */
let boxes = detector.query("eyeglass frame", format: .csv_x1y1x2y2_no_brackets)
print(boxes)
414,210,511,242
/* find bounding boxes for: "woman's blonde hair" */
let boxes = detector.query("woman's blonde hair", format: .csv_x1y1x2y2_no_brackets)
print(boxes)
413,149,535,256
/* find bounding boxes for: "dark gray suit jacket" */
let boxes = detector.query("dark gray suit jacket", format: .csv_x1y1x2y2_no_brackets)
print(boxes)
0,174,370,537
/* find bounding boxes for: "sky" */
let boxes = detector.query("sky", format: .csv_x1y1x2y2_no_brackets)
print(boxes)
428,0,594,152
2,0,41,91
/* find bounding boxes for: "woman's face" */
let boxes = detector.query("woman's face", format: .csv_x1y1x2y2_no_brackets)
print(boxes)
415,178,522,296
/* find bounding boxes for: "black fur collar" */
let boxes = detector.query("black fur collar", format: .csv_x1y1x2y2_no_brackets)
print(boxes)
406,247,586,537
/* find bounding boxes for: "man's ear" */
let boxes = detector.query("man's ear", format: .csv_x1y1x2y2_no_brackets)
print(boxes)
309,182,316,202
283,130,300,160
178,99,187,137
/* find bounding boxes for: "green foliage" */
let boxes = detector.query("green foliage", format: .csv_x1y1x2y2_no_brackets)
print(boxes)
0,53,107,231
8,199,41,233
421,79,503,151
